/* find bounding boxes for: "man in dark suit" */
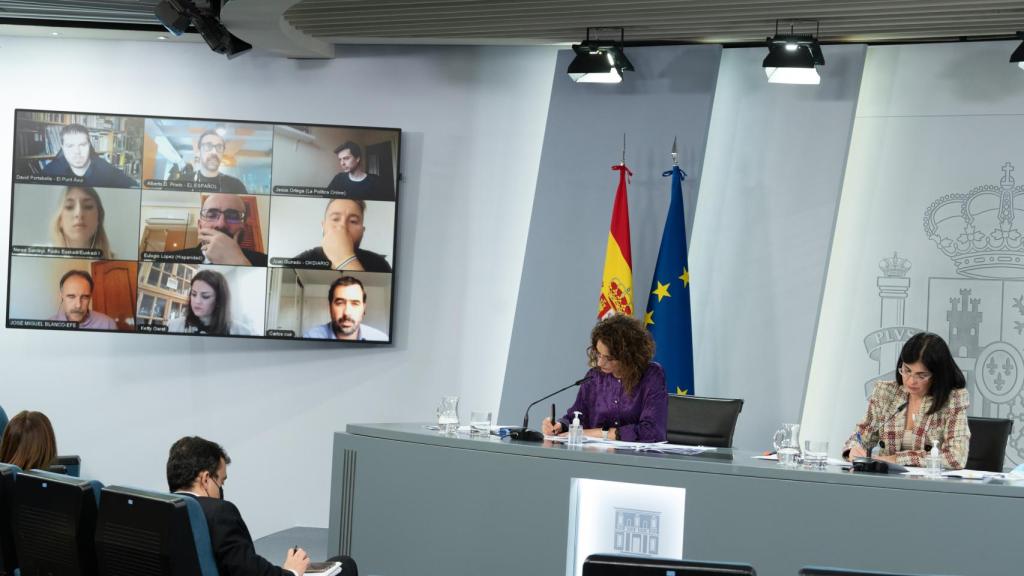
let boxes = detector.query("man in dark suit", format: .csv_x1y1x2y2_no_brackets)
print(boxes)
166,436,309,576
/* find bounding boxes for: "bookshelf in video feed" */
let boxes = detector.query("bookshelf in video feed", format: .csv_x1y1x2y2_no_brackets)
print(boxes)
7,109,400,344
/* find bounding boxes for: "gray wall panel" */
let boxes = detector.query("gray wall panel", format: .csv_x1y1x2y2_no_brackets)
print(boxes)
691,45,867,451
499,45,722,427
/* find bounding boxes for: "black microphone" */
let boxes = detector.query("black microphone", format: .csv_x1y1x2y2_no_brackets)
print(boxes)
875,401,908,451
509,377,587,442
853,400,908,473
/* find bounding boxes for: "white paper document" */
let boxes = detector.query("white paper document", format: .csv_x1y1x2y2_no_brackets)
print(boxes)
545,436,713,454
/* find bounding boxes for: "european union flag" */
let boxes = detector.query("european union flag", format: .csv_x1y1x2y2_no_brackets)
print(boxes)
645,165,694,395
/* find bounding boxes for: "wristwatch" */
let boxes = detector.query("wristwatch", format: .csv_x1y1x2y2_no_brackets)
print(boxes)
602,426,610,441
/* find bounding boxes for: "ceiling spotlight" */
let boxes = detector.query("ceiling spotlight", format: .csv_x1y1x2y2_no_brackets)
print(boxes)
192,13,252,59
153,0,252,59
154,0,191,37
567,27,634,84
763,19,824,85
1010,32,1024,71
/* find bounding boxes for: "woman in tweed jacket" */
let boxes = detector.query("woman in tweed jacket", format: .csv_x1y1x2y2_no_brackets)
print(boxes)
843,332,970,469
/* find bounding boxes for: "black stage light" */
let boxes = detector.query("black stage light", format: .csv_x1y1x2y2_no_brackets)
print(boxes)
1010,32,1024,70
154,0,190,36
567,27,634,84
763,20,825,85
192,13,252,59
153,0,252,59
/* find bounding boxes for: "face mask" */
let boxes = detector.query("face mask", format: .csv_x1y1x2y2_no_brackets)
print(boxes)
207,475,224,500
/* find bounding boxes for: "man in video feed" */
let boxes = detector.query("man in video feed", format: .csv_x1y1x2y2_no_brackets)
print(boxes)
292,198,391,272
48,270,118,330
165,194,268,266
303,276,387,341
191,130,248,194
326,141,386,199
41,123,138,188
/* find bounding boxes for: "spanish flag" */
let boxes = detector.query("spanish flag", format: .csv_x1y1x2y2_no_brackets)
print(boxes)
598,164,634,319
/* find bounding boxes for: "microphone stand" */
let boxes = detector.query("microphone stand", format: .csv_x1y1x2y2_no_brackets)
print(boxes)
509,378,586,442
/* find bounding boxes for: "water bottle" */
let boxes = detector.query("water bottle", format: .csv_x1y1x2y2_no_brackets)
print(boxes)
928,442,941,477
568,411,584,448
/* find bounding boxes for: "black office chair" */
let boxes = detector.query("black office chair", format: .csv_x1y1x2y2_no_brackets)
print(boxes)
13,469,102,576
96,486,220,576
801,567,938,575
584,554,755,575
966,416,1013,472
0,463,19,576
666,395,744,448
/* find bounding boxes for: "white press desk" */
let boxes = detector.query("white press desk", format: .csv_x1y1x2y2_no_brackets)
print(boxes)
328,423,1022,576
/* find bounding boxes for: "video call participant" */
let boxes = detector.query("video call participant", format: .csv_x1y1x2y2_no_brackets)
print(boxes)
843,332,970,469
542,314,668,442
166,436,312,576
48,270,118,330
165,194,267,266
303,276,387,341
292,199,391,272
50,186,114,258
0,410,57,472
41,123,138,188
166,270,253,336
192,130,248,194
326,141,387,200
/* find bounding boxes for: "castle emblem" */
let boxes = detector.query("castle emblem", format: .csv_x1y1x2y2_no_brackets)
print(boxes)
866,164,1024,468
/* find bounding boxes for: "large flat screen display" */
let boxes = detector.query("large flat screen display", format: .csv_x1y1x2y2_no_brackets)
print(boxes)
6,109,399,343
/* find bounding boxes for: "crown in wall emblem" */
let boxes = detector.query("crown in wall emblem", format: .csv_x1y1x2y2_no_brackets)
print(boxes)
924,162,1024,279
879,251,911,277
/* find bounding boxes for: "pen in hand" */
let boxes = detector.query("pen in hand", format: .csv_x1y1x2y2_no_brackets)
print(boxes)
551,403,556,433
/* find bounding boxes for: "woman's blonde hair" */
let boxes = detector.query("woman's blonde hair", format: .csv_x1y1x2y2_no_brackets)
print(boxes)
51,186,112,259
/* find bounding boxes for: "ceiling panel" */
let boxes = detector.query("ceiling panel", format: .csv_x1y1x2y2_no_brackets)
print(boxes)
283,0,1024,44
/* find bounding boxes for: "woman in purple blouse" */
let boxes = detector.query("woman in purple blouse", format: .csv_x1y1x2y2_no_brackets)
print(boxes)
541,314,668,442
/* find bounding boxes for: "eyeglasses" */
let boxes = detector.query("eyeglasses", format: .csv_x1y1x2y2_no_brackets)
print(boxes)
898,365,932,383
200,209,245,224
200,142,226,153
595,352,617,363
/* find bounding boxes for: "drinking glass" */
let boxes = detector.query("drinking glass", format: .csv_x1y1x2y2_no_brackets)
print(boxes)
469,411,492,436
772,423,801,467
803,440,829,469
437,395,460,434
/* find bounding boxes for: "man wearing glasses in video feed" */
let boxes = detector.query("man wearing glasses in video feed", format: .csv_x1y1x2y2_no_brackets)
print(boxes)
165,194,267,266
191,130,248,194
41,123,138,188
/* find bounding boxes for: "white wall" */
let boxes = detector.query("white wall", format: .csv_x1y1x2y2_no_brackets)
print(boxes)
802,40,1024,468
0,38,557,537
692,45,866,451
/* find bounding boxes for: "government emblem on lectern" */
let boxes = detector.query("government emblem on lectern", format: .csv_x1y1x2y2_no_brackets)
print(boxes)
612,508,660,556
866,163,1024,467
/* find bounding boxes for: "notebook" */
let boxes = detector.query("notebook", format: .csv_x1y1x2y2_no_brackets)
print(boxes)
306,561,342,576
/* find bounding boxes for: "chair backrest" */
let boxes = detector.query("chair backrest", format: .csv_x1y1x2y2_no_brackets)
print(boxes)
0,463,20,576
96,486,219,576
966,416,1013,472
666,395,744,448
0,405,8,440
800,567,930,575
584,553,755,575
13,469,102,576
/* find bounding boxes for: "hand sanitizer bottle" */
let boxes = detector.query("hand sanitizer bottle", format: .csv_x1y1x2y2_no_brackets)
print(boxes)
928,442,941,477
568,411,583,448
